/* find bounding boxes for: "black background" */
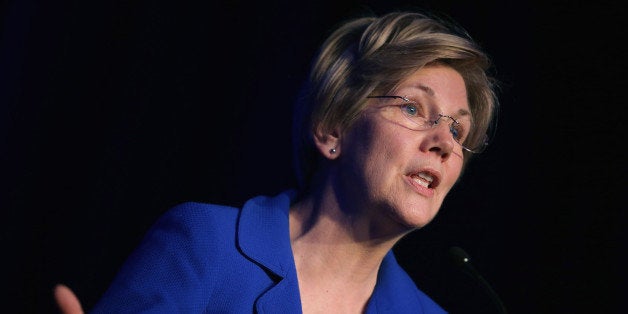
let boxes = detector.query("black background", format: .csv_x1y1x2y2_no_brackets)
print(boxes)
2,0,624,313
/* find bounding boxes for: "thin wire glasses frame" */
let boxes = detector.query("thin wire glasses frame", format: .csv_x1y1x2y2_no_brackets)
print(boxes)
366,95,488,153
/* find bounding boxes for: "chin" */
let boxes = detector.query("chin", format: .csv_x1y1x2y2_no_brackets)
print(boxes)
376,199,438,234
397,207,438,230
385,210,436,233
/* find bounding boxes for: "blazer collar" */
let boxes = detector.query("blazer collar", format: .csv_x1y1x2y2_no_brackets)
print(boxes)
237,189,297,277
236,190,303,313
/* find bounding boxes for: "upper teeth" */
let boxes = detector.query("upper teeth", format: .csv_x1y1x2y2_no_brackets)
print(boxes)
418,172,434,182
413,172,434,188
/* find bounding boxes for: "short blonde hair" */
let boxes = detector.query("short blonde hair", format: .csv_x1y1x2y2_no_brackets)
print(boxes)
293,11,499,191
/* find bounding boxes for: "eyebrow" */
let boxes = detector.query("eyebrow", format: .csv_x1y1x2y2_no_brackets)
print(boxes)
416,84,435,96
416,84,471,118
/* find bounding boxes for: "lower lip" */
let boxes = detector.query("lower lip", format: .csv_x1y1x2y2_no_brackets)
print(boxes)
405,176,435,197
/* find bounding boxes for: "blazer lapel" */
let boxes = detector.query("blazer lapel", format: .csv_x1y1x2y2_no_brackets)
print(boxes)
237,190,302,313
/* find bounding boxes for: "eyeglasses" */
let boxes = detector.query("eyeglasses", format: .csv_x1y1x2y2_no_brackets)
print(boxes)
366,95,488,153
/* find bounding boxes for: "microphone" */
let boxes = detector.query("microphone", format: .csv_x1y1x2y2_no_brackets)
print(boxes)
448,246,508,314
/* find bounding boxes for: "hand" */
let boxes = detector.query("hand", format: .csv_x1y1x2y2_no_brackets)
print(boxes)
54,284,84,314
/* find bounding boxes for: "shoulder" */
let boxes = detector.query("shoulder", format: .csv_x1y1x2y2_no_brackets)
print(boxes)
134,201,242,255
162,201,240,227
90,201,244,312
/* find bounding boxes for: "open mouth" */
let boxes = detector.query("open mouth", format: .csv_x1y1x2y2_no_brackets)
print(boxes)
410,171,439,189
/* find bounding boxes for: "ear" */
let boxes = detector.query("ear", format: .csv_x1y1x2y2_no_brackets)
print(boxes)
313,125,341,159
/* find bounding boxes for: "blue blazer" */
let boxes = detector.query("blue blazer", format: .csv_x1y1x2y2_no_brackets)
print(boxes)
90,190,446,313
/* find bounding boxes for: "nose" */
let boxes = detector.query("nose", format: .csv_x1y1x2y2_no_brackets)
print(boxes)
423,120,457,158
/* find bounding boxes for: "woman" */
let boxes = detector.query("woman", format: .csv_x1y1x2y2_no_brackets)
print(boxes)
56,10,498,313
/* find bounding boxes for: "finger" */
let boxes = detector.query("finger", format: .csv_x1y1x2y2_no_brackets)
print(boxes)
54,284,84,314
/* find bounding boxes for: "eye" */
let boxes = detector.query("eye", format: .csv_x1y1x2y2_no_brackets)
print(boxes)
400,102,426,118
449,123,466,142
402,104,417,116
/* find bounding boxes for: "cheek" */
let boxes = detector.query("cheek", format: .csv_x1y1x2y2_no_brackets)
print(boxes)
342,119,401,177
357,124,411,184
442,159,464,193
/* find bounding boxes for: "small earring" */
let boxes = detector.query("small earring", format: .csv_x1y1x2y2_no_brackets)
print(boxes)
329,148,337,154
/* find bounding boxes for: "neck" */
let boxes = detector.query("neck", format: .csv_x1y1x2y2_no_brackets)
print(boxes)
289,184,403,283
290,171,415,313
289,190,400,314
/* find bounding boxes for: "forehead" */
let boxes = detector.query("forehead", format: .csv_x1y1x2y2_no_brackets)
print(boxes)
395,64,470,117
